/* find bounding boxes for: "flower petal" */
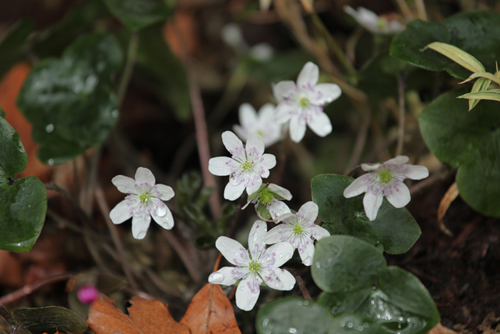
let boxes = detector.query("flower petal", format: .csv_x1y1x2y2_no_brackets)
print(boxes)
236,276,262,311
298,201,318,223
406,165,429,180
386,183,411,208
311,225,330,241
135,167,155,185
111,175,136,194
363,192,384,221
151,198,167,216
215,236,247,266
246,177,263,196
268,201,292,223
246,132,265,156
131,214,151,240
209,157,235,176
275,103,294,124
155,184,175,201
386,155,409,165
264,268,296,291
297,62,319,87
248,220,268,258
260,153,277,171
264,224,288,244
208,266,240,285
258,103,276,121
289,116,307,143
298,242,315,266
343,176,370,198
233,125,247,142
313,83,342,104
307,111,332,137
224,181,246,201
239,103,258,126
274,81,296,100
264,242,294,267
267,184,292,200
222,131,245,160
361,163,381,171
109,200,133,225
152,208,174,230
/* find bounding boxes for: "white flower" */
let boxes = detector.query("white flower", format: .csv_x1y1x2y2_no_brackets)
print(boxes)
343,156,429,221
208,221,295,311
344,6,405,35
274,62,341,143
208,131,276,201
265,202,330,266
243,183,293,223
233,103,282,148
109,167,175,240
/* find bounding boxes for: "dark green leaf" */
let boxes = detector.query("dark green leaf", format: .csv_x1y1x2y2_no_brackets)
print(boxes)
103,0,173,31
329,313,387,334
0,115,27,178
311,174,421,254
17,32,123,165
13,306,87,334
313,236,440,334
0,177,46,252
256,298,336,334
390,12,500,79
0,20,33,81
0,109,5,118
419,88,500,217
134,26,191,121
32,0,110,58
311,235,386,293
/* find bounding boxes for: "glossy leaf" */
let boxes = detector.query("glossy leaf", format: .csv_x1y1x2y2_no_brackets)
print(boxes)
103,0,173,31
312,236,440,334
256,298,336,334
419,88,500,217
0,177,47,252
13,306,88,334
17,32,123,165
134,26,191,121
0,114,27,178
390,12,500,79
311,174,421,254
0,20,33,81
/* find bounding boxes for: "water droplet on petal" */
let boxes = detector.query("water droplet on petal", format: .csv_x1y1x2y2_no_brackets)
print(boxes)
209,272,224,284
45,124,54,133
48,159,54,166
288,328,297,333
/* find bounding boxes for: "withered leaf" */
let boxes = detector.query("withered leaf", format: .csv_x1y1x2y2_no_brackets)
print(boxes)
181,283,240,334
87,295,142,334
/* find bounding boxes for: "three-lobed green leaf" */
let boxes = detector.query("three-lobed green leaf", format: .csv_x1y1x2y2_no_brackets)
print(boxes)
419,88,500,217
390,11,500,79
311,174,421,254
312,235,440,334
17,32,123,165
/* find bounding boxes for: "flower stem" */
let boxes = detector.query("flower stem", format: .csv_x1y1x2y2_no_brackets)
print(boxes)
310,13,356,76
117,31,139,107
396,74,406,156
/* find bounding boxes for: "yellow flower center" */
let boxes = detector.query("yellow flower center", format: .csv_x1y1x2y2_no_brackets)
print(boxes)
139,193,150,203
293,225,303,235
249,260,261,273
378,170,393,184
242,160,253,171
299,97,310,107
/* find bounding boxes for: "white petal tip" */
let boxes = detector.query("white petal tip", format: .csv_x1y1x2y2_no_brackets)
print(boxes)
209,272,224,284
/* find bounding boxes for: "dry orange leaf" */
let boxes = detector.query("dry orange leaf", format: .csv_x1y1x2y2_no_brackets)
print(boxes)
427,323,459,334
437,182,459,237
87,294,190,334
128,296,190,334
181,283,240,334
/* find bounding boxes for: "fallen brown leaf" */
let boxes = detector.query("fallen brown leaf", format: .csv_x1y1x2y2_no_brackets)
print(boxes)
128,296,190,334
437,182,459,236
427,323,459,334
181,283,240,334
87,294,191,334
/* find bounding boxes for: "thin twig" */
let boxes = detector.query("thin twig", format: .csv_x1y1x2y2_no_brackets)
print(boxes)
394,0,414,20
345,164,361,177
117,31,139,107
94,184,138,289
344,104,371,173
415,0,428,21
395,74,405,156
0,273,74,307
162,230,201,283
45,184,89,223
291,270,312,300
172,13,222,221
